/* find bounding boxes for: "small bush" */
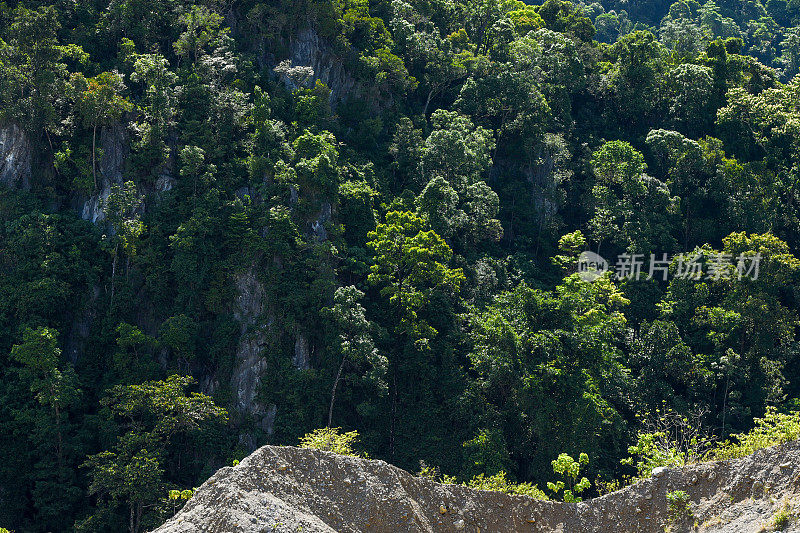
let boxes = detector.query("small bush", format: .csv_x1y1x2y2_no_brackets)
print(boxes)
299,427,365,457
417,461,440,481
666,490,692,523
416,461,458,485
167,489,194,501
547,453,590,502
772,503,794,531
713,407,800,460
622,408,712,479
417,460,544,497
595,475,633,496
465,471,548,500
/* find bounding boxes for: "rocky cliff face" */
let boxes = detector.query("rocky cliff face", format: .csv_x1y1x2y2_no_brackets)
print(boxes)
153,441,800,532
226,266,276,448
80,124,129,223
70,124,281,448
281,28,357,105
276,26,390,113
0,123,31,190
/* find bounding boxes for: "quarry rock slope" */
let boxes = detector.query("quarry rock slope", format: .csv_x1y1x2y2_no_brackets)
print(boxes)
153,441,800,532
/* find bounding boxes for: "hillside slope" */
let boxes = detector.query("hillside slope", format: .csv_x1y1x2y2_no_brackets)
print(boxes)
153,441,800,532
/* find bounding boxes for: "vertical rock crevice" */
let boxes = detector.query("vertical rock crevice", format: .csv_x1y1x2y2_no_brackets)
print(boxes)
0,123,31,190
229,266,276,450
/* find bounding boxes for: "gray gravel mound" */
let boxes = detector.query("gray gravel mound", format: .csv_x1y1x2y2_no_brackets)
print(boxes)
152,441,800,532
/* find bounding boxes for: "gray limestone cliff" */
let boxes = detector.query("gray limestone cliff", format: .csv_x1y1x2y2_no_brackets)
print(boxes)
81,124,129,223
280,27,357,105
227,266,276,448
0,123,31,190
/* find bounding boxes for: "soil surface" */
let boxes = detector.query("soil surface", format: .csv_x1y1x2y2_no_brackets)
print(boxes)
152,441,800,532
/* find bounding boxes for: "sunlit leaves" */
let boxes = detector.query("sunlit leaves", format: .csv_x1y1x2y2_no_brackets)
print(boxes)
367,210,464,341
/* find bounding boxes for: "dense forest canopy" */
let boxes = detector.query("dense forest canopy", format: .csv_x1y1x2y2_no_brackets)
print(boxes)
1,0,800,530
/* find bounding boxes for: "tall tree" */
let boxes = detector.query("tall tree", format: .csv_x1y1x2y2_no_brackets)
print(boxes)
103,180,146,308
367,211,464,456
81,375,226,533
322,286,387,427
128,51,178,180
72,72,133,190
0,5,84,174
588,140,677,254
173,5,228,65
4,327,82,531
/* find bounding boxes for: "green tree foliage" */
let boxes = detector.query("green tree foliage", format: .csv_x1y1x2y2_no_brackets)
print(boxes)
588,140,677,254
603,31,667,135
249,86,290,183
103,180,145,307
114,323,159,383
368,211,464,340
462,428,512,478
159,314,198,371
660,233,800,434
0,6,81,140
465,471,548,499
2,0,800,528
71,72,133,190
4,327,82,530
322,286,387,427
421,110,495,190
390,0,471,117
129,51,178,179
291,130,341,195
714,406,800,459
367,210,464,460
621,408,712,477
81,375,226,533
413,111,502,251
173,5,228,65
547,452,591,502
299,427,364,457
665,64,715,136
465,275,630,480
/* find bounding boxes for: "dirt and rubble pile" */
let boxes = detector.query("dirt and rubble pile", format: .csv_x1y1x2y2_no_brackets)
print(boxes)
153,441,800,532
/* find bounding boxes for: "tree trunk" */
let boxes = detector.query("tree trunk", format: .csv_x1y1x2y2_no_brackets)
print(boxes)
390,370,397,460
92,124,98,190
684,204,691,251
423,88,434,122
328,356,347,427
54,404,63,471
135,502,142,533
389,274,404,461
722,373,730,438
110,247,118,310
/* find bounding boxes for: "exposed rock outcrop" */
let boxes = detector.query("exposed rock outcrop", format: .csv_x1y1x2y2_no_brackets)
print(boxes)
227,266,276,448
292,333,311,370
81,124,128,223
155,172,176,192
282,28,357,104
310,201,332,242
0,123,31,190
153,442,800,532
